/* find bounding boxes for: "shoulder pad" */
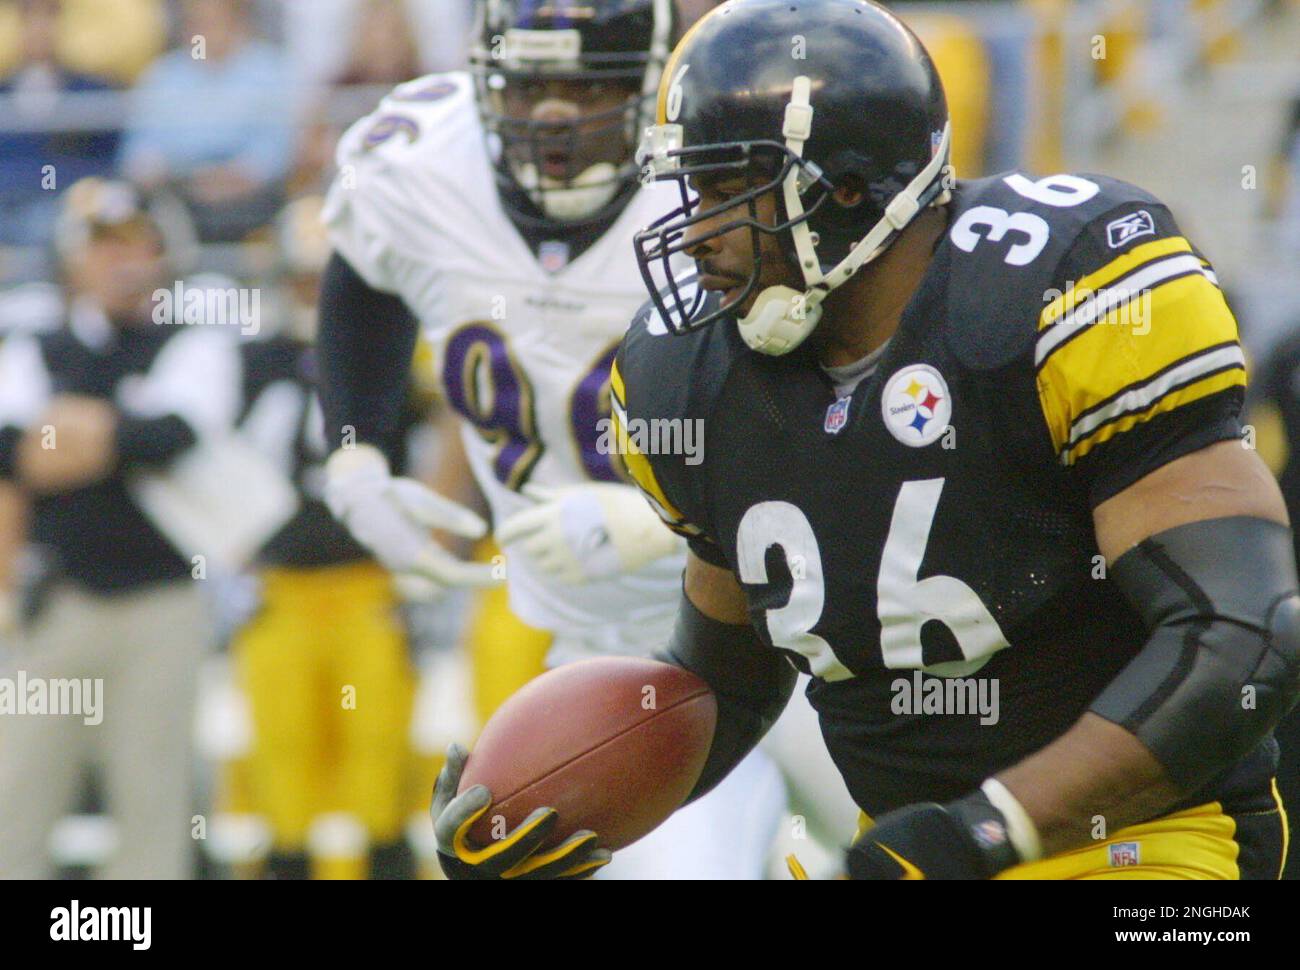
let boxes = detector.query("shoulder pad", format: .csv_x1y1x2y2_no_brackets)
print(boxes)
618,287,742,426
334,72,475,171
323,72,480,290
944,172,1171,371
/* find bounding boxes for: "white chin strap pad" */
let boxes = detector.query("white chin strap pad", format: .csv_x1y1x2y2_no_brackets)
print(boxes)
736,285,823,355
515,161,621,221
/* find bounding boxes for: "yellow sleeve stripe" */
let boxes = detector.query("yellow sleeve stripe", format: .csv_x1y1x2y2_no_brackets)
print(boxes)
610,356,627,407
609,384,698,535
1036,271,1241,452
1039,235,1194,329
1036,253,1212,367
1062,362,1245,465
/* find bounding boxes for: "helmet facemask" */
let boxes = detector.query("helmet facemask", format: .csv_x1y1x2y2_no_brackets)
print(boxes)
471,0,674,228
635,75,953,356
634,130,836,344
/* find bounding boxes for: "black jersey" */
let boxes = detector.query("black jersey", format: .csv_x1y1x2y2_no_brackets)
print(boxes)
240,336,423,568
613,172,1272,817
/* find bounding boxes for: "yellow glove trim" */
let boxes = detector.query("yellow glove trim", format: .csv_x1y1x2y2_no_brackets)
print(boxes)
451,802,555,866
499,831,600,879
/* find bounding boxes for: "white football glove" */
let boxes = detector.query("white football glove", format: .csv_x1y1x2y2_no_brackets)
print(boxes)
323,445,502,597
495,482,686,585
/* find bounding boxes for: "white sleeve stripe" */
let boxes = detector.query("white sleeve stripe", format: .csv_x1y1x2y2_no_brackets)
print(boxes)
1035,254,1214,367
1060,343,1245,461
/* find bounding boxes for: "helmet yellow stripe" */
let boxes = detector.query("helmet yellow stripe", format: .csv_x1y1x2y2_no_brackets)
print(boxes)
656,2,729,124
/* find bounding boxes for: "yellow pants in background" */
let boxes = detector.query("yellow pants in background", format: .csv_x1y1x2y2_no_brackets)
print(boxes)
233,560,415,876
404,549,551,829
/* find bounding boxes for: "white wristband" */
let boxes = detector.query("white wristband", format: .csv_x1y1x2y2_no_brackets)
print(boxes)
325,443,389,479
980,778,1043,864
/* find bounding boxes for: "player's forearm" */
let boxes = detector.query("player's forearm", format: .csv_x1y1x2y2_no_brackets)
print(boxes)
655,591,795,803
1002,515,1300,859
660,554,796,802
423,407,485,556
317,252,419,453
995,713,1180,858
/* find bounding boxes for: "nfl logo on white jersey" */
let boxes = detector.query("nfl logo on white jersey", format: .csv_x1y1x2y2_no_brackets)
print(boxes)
538,240,571,273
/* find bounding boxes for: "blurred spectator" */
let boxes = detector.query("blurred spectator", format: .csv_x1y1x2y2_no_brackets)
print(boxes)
334,0,423,86
0,0,121,247
1270,93,1300,254
0,0,164,84
904,10,992,178
0,178,240,878
282,0,470,92
119,0,295,242
285,0,426,193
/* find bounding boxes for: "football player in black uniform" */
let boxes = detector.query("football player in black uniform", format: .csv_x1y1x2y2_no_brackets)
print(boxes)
431,0,1300,879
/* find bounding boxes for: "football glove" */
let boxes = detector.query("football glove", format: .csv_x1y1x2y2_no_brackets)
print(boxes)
846,790,1022,880
323,445,501,596
495,482,686,585
431,744,612,880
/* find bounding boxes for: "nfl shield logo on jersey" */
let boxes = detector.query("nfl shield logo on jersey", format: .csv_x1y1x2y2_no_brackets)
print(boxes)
538,240,571,273
824,395,852,434
1108,841,1141,867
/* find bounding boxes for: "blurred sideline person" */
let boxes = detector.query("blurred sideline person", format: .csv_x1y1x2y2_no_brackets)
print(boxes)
0,178,238,878
228,196,422,880
316,0,786,878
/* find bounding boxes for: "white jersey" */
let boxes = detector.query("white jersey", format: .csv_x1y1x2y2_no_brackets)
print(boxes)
323,73,683,653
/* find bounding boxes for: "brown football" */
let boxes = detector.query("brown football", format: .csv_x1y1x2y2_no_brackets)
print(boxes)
458,656,717,851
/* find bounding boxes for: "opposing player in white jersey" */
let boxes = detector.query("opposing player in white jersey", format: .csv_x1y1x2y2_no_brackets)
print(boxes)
315,0,785,878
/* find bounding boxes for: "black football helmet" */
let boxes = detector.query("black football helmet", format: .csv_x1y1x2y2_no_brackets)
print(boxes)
470,0,676,230
634,0,951,355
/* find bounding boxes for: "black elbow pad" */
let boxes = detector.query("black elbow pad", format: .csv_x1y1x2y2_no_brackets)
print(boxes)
1090,516,1300,790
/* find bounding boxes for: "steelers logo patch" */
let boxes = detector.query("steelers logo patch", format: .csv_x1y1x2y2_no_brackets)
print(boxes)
881,364,952,447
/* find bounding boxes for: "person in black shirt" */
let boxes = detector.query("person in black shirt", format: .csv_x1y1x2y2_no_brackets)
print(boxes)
0,178,240,878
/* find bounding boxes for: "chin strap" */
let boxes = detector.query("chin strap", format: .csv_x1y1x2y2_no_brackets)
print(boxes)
514,161,624,221
737,93,952,357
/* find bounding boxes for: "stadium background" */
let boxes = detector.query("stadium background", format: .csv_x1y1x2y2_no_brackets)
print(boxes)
1,0,1299,879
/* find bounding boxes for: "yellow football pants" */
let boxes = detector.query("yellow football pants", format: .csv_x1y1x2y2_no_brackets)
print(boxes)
233,560,415,854
466,580,552,726
856,781,1288,879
